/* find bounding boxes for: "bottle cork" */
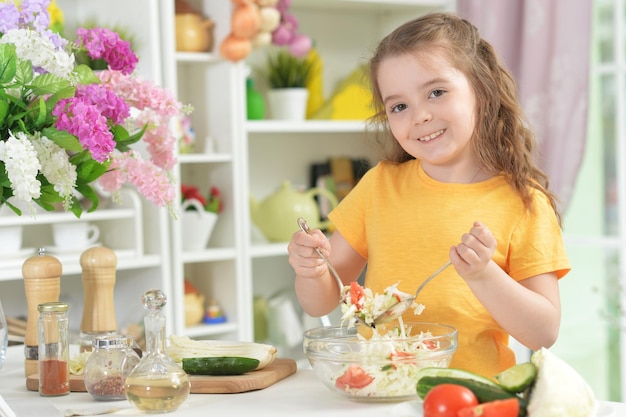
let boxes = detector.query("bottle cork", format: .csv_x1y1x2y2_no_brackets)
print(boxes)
79,246,118,351
22,248,62,377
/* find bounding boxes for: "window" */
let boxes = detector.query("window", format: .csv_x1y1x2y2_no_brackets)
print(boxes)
554,0,625,402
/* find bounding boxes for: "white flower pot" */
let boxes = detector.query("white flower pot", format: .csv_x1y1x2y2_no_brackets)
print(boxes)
181,200,218,251
267,88,309,121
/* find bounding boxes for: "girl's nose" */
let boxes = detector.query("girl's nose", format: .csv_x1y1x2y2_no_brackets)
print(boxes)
413,106,432,125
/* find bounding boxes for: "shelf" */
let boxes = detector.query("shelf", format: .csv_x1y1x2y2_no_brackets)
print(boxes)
184,321,238,338
250,243,289,258
176,51,219,63
294,0,453,12
246,120,369,133
179,153,233,164
181,247,237,263
0,253,162,282
0,208,136,226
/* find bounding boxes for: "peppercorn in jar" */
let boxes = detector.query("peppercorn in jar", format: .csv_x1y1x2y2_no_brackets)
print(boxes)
84,334,140,400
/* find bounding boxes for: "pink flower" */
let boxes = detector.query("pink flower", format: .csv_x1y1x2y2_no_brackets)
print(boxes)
52,98,115,162
77,27,138,75
99,151,175,208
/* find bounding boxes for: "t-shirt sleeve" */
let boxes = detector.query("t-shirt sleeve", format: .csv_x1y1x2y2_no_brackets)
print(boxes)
508,191,571,280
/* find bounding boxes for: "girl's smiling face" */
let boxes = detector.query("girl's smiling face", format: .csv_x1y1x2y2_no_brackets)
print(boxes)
377,49,478,182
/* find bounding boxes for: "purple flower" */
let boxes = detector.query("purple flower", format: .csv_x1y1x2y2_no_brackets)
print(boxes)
77,27,138,75
53,98,116,163
75,84,130,125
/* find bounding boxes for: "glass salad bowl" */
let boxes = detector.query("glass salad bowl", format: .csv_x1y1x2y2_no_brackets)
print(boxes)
303,322,458,402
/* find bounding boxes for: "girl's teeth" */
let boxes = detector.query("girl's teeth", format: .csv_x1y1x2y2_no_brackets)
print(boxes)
419,130,443,141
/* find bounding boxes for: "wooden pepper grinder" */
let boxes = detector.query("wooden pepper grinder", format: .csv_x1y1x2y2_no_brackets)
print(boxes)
22,248,62,377
79,246,118,351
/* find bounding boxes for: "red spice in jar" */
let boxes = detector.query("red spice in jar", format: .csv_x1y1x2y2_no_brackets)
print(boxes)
40,359,69,396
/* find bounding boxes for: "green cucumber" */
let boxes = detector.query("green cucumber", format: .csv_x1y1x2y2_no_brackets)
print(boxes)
182,356,260,375
415,367,497,386
494,362,537,393
495,362,537,394
416,375,516,402
416,375,528,416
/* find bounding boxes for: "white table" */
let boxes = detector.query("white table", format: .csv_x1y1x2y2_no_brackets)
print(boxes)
1,345,624,417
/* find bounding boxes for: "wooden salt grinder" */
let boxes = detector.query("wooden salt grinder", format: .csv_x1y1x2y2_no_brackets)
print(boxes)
79,246,118,350
22,248,62,377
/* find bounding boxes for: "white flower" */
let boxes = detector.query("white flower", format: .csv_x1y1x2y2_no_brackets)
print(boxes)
0,28,74,78
31,133,77,210
0,131,42,202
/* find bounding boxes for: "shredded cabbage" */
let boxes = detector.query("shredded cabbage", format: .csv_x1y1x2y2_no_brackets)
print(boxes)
340,282,425,327
330,321,448,399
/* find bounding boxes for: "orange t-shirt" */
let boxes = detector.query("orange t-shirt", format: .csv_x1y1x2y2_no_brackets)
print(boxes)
328,160,570,378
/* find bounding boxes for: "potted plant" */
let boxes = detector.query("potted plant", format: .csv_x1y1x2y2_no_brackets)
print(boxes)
180,184,223,250
264,48,313,120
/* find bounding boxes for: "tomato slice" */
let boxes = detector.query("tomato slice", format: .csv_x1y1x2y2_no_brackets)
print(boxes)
457,398,520,417
349,281,365,309
422,384,478,417
335,364,374,390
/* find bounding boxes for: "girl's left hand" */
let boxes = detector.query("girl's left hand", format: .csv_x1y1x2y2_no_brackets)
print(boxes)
450,221,497,278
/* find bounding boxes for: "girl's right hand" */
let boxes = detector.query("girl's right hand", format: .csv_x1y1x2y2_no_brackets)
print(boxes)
287,227,331,280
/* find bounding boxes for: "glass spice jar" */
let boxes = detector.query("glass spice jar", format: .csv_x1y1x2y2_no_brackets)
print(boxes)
84,334,140,401
38,302,70,397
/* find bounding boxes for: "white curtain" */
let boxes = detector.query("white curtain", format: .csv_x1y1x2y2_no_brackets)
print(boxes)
457,0,592,213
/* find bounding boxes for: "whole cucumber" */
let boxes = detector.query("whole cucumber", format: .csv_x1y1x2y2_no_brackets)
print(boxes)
182,356,260,375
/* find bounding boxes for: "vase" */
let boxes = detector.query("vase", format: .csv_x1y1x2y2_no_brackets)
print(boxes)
180,200,218,251
267,88,309,121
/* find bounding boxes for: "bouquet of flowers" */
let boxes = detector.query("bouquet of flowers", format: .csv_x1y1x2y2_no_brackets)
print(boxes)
0,0,189,217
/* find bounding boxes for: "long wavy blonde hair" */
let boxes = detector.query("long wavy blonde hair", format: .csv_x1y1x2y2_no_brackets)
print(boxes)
367,12,561,225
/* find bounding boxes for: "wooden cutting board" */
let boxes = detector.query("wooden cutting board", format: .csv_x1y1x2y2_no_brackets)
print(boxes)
26,358,297,394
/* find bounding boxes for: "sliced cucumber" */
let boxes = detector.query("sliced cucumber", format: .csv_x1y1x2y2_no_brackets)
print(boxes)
494,362,537,393
182,356,260,375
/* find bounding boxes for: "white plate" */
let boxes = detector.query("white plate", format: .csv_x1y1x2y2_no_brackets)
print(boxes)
46,243,101,255
391,400,615,417
0,247,36,259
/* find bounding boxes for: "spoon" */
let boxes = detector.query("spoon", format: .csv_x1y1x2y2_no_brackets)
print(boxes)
296,218,370,327
371,260,452,327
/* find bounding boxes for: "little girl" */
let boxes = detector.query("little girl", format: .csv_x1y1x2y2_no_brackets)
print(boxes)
288,12,570,378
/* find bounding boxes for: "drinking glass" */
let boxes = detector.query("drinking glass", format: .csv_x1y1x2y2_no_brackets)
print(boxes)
0,299,8,370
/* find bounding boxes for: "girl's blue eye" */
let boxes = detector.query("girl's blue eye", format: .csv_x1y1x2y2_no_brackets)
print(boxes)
390,103,407,113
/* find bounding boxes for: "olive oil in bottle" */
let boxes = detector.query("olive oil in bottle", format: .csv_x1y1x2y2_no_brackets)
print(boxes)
124,290,190,413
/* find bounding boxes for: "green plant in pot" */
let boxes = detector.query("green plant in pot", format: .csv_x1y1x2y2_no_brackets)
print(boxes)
264,49,313,120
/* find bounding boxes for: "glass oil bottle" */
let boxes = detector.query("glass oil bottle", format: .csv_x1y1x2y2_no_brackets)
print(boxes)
124,289,190,413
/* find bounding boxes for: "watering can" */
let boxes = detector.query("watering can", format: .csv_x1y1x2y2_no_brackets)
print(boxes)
250,181,338,242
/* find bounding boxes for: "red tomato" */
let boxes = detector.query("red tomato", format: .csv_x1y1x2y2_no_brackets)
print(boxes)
334,364,374,390
422,384,478,417
457,398,519,417
349,282,365,309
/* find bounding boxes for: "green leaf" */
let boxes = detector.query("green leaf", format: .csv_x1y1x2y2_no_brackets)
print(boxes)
0,44,17,84
75,182,99,213
45,85,76,112
15,58,33,85
34,97,47,127
114,124,146,152
74,156,109,184
28,73,72,96
74,64,101,85
0,100,8,125
41,127,83,152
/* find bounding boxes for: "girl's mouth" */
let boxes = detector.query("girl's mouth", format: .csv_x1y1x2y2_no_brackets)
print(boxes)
417,129,444,142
